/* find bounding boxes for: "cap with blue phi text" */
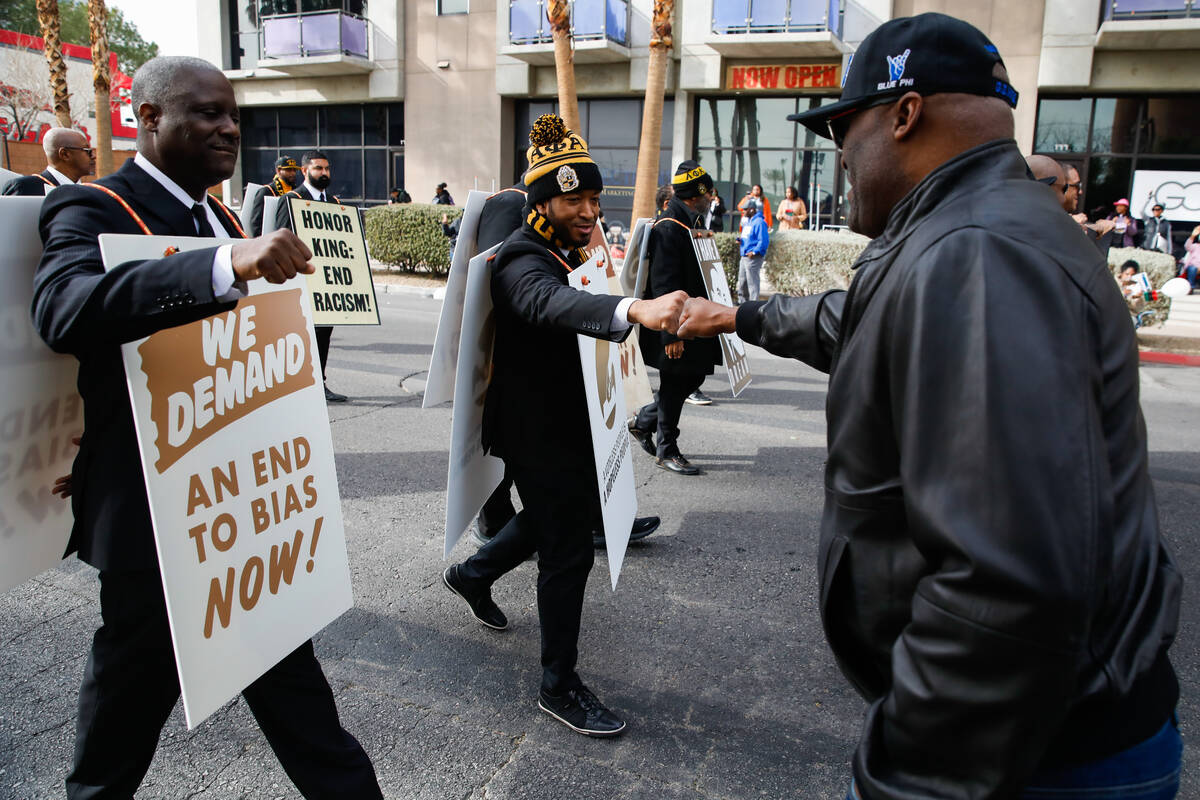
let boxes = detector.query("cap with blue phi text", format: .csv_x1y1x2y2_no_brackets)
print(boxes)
787,12,1018,139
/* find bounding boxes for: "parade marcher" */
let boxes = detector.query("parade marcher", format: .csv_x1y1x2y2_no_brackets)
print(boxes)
738,202,769,302
31,56,382,799
275,150,348,403
655,182,673,215
1142,202,1173,253
471,180,660,549
245,154,299,236
1,127,94,195
628,161,723,475
678,14,1182,799
442,114,686,738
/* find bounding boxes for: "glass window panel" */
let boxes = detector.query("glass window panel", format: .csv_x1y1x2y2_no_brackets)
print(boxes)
1091,97,1140,153
1085,156,1132,219
587,99,640,146
792,149,838,228
748,0,787,30
364,149,387,201
326,149,364,201
439,0,469,13
574,0,605,37
741,97,797,149
713,0,750,32
340,13,368,58
589,147,638,188
1140,97,1200,155
388,103,404,145
241,108,277,148
364,105,386,145
606,0,627,44
510,0,543,41
319,105,361,146
758,150,791,211
696,98,735,148
1033,98,1091,154
279,107,317,148
242,149,280,187
790,0,835,30
660,99,674,147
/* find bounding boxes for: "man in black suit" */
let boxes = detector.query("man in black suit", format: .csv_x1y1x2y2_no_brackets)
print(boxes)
1,127,95,195
275,149,348,403
31,55,381,799
629,161,723,476
441,114,685,738
244,153,300,236
470,181,661,550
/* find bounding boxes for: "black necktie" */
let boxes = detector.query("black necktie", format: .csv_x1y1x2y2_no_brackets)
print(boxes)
191,203,216,238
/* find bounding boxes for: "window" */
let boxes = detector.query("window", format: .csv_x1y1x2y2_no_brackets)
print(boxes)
438,0,469,14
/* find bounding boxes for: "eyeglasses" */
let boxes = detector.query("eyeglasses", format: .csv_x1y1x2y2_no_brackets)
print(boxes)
826,95,902,148
1064,182,1082,192
62,146,95,156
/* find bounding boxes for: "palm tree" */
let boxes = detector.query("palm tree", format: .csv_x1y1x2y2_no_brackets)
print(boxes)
88,0,113,177
629,0,673,226
547,0,581,135
36,0,72,127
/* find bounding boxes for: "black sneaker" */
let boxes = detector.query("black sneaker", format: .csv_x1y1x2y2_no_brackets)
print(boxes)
655,454,700,476
538,685,627,737
593,516,660,548
324,385,348,403
442,565,508,630
684,390,712,405
627,423,656,457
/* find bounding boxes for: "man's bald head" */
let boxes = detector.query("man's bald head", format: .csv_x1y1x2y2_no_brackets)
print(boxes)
1026,155,1071,213
42,127,94,181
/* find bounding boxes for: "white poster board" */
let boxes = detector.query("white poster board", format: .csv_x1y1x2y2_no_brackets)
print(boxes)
99,234,354,729
1130,170,1200,223
0,166,19,185
691,232,753,397
568,255,637,590
0,197,81,594
443,244,505,557
424,190,487,407
239,182,267,233
618,217,652,298
261,195,281,235
584,225,653,412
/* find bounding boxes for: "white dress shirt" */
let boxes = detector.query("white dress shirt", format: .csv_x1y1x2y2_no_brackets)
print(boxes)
45,166,76,186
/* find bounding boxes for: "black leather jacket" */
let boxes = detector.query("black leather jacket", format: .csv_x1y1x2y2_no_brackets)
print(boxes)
735,140,1181,800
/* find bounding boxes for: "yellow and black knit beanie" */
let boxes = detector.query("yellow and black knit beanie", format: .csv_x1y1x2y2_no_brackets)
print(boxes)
671,160,713,199
523,114,603,205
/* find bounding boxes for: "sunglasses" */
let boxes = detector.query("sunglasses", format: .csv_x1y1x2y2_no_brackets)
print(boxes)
826,95,902,148
62,146,96,156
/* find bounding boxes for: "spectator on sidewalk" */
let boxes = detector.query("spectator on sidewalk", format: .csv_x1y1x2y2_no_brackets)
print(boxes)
1108,198,1138,248
432,182,454,205
1181,225,1200,290
738,203,769,302
737,183,772,227
776,186,807,230
1141,203,1172,253
388,187,412,204
706,192,727,232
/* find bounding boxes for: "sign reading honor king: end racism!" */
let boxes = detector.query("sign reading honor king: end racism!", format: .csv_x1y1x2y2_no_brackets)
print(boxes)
725,62,841,92
288,198,381,327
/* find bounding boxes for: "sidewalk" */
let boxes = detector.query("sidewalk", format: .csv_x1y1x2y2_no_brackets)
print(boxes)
1138,293,1200,366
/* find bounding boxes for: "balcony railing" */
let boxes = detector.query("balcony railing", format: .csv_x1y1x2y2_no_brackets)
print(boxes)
1104,0,1199,19
509,0,630,46
261,10,369,59
713,0,842,35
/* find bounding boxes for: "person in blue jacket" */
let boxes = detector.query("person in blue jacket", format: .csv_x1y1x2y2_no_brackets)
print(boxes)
737,203,769,302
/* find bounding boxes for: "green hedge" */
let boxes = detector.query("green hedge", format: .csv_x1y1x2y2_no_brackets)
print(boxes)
764,229,869,296
363,203,462,275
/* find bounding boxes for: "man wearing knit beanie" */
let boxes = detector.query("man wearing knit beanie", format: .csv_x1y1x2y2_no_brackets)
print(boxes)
629,160,724,475
441,115,686,737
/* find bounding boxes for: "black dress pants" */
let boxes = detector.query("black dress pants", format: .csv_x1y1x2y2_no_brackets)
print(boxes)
316,325,333,380
478,469,517,537
67,570,381,799
635,370,707,458
456,463,598,694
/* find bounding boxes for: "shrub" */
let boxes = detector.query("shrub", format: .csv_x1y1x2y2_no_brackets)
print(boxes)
363,203,462,275
764,229,869,296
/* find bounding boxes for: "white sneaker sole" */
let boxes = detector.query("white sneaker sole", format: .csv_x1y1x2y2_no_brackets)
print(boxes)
685,396,712,405
538,699,627,738
442,568,508,630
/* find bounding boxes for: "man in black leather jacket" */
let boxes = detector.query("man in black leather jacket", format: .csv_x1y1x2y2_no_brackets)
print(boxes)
678,14,1182,800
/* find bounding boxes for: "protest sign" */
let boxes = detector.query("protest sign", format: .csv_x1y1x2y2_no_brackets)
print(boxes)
584,225,653,411
261,195,281,235
0,197,81,594
99,234,354,728
443,244,505,557
424,190,487,408
617,217,652,298
568,255,636,590
286,196,380,326
239,182,267,234
691,231,752,397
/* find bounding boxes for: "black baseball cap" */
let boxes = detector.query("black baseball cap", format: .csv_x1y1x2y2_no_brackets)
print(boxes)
275,155,300,169
788,13,1018,141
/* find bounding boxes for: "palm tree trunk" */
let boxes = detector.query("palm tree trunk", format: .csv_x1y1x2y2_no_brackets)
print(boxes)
36,0,72,128
88,0,113,177
547,0,581,135
630,0,673,226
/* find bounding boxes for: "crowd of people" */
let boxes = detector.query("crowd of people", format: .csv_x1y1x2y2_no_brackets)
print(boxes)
2,10,1189,800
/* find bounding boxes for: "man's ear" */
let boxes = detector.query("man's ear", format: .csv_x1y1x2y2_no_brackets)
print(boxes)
137,102,161,133
892,92,924,142
535,200,551,216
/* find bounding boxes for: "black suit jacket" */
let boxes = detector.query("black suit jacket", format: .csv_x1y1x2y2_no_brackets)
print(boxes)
2,169,58,196
32,158,244,570
639,197,721,375
476,183,527,251
482,224,630,468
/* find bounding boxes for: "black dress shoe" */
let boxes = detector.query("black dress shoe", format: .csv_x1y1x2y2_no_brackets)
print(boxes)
655,454,700,475
324,385,348,403
538,684,626,737
442,565,507,630
627,424,655,457
592,516,660,548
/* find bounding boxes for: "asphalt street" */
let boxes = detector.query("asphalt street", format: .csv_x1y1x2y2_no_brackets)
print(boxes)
2,290,1198,799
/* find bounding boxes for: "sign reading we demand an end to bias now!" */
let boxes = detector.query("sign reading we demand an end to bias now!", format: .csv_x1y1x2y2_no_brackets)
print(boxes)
99,234,354,729
287,197,381,326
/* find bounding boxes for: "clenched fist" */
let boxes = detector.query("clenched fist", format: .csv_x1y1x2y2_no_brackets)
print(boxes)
677,297,737,340
628,290,687,335
231,229,315,284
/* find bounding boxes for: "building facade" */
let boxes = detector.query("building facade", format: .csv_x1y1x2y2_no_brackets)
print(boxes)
197,0,1200,235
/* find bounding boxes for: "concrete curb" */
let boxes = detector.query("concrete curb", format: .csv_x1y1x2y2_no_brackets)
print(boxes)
373,281,446,300
1140,350,1200,367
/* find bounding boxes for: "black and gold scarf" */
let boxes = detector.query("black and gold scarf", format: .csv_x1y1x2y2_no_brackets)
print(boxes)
523,206,588,268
